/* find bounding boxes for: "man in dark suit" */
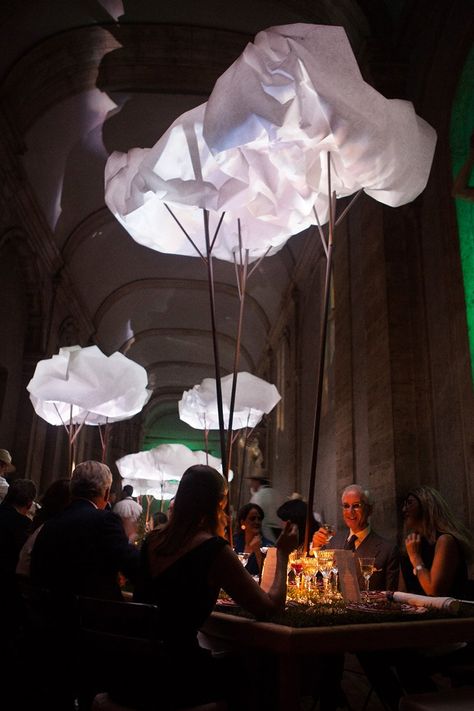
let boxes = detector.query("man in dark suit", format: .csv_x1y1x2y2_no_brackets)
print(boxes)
29,461,140,711
31,460,139,602
312,484,399,591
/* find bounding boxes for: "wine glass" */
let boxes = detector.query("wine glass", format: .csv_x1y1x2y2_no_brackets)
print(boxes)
288,551,304,586
358,557,376,600
316,550,334,600
237,552,250,567
321,523,335,543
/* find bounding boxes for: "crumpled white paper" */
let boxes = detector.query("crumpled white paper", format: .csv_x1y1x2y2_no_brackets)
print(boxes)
105,23,436,263
178,371,281,430
27,345,152,426
116,443,230,498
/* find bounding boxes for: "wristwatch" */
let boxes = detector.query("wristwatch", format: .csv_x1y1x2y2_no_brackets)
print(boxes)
413,564,425,576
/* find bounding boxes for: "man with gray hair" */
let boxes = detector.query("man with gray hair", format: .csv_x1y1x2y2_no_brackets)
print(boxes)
312,483,399,591
31,460,139,602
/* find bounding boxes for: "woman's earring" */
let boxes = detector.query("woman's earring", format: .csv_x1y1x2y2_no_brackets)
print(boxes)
241,524,246,530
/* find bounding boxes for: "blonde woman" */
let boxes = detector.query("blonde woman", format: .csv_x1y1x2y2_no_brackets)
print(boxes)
401,486,474,597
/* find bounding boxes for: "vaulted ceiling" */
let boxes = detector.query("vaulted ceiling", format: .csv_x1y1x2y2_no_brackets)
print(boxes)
0,1,370,455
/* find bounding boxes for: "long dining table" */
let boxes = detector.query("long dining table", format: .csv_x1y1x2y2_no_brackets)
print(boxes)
199,604,474,711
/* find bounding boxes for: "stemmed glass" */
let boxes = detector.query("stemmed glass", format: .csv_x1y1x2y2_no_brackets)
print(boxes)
237,552,250,567
316,550,335,600
358,557,376,600
288,551,304,586
321,523,335,543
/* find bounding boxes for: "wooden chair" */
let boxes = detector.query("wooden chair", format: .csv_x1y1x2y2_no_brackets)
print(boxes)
77,596,228,711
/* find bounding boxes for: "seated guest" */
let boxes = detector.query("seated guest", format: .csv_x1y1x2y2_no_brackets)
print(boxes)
16,477,71,577
152,510,168,530
401,485,474,597
31,461,139,604
233,502,274,577
0,478,37,638
312,484,400,591
277,492,320,549
29,462,140,711
113,464,298,711
359,488,474,711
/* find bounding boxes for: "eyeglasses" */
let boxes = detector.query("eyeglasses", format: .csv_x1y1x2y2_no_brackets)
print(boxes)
342,502,363,510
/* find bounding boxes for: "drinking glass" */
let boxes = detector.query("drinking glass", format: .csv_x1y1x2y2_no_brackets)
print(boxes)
237,552,250,567
302,556,318,591
358,557,376,599
321,523,335,543
316,550,334,600
288,551,304,586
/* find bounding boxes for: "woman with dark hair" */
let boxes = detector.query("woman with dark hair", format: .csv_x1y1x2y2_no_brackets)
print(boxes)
401,485,474,598
124,464,297,710
233,502,274,577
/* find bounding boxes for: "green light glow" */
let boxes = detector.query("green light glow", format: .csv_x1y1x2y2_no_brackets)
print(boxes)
450,47,474,382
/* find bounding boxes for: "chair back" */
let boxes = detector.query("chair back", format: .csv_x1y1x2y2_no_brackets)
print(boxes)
76,596,165,708
77,595,164,657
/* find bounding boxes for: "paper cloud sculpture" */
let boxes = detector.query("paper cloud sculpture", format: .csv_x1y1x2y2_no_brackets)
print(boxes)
105,23,436,264
116,443,230,499
179,372,281,431
27,345,152,426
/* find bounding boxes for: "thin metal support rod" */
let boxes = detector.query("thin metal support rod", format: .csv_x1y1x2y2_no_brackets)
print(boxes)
236,420,256,513
164,203,207,262
203,209,228,471
210,211,226,252
313,206,328,258
304,154,336,555
335,189,363,227
99,420,111,463
225,240,249,478
247,247,272,280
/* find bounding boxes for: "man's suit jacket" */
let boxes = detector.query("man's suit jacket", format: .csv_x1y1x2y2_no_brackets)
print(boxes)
327,529,400,591
31,498,139,602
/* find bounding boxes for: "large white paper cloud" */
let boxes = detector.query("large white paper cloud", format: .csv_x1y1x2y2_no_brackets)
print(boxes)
116,443,230,498
105,23,436,264
179,372,281,430
27,345,151,426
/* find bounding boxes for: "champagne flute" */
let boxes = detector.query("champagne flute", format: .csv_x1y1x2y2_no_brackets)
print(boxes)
358,557,376,600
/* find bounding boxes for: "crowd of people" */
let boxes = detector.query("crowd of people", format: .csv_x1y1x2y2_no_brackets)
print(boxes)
0,446,473,710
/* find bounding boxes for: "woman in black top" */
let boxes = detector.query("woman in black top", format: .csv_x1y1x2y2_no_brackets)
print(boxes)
122,464,297,710
401,485,474,598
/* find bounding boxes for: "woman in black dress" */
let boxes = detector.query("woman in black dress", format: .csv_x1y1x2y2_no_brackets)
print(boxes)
401,485,474,598
124,464,297,710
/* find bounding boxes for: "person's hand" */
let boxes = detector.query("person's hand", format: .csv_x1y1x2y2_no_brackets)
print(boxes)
276,521,298,554
312,528,329,550
405,532,422,564
247,534,262,554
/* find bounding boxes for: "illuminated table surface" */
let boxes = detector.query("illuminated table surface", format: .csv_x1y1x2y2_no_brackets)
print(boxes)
200,606,474,711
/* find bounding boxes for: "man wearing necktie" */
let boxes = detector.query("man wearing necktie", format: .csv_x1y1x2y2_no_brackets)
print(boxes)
312,484,399,591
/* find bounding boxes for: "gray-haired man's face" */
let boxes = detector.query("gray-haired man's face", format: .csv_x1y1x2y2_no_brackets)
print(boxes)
341,490,371,532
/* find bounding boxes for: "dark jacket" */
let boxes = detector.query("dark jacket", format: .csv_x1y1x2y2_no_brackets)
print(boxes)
328,529,400,591
31,498,139,602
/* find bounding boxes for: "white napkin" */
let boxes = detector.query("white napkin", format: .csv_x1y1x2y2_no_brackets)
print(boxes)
393,591,460,612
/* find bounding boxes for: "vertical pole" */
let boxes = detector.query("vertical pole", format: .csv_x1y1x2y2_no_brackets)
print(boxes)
203,209,228,472
304,154,336,555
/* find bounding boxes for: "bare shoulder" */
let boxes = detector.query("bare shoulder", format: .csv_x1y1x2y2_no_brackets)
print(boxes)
435,533,460,553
